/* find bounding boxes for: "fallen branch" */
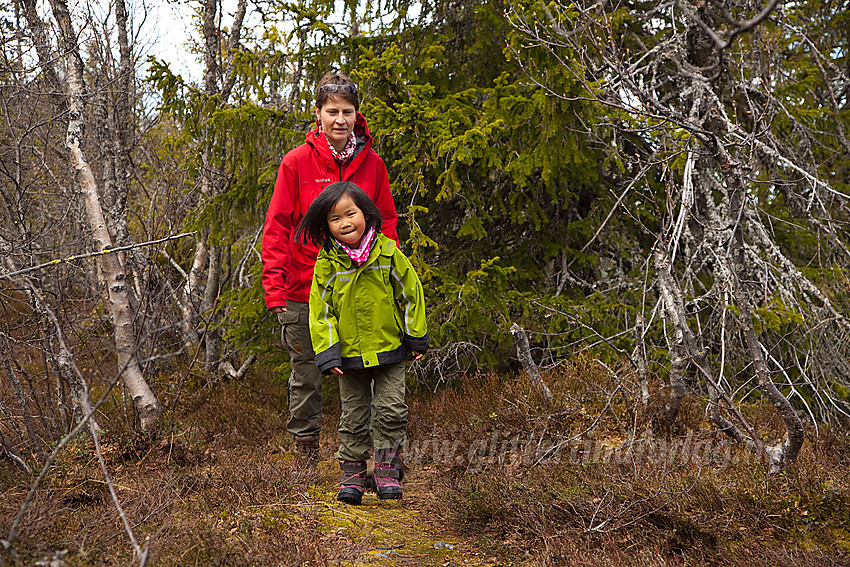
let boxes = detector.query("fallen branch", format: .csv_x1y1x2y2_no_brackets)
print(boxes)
89,420,149,566
219,353,256,380
0,432,30,474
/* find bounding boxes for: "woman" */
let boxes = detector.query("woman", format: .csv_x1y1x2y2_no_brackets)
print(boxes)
261,72,399,465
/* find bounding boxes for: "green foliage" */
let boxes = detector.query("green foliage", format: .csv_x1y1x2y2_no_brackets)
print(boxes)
753,299,804,335
220,260,288,369
341,0,645,368
426,258,518,365
143,0,635,373
140,0,850,427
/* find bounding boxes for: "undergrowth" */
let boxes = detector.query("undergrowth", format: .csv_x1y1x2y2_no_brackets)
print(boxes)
0,372,337,566
410,358,850,566
0,354,848,566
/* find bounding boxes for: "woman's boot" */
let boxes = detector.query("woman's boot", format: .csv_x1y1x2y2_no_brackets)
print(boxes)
338,461,368,505
373,449,403,500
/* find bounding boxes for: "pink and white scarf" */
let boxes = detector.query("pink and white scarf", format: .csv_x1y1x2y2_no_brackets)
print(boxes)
337,227,376,265
320,130,357,162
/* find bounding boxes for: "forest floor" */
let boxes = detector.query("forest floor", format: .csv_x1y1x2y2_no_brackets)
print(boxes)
1,355,849,566
299,460,493,565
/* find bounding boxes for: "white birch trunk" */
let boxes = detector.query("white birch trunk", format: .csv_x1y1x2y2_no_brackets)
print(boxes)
185,240,208,349
48,0,161,432
202,244,222,368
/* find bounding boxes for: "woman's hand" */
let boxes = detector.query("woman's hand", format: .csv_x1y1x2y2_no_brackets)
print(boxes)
412,351,424,360
330,367,344,375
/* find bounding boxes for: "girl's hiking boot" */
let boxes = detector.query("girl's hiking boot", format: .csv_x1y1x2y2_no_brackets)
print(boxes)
374,449,403,500
337,461,368,505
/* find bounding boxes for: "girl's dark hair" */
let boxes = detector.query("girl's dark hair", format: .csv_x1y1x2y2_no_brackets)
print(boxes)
316,72,359,111
296,182,383,250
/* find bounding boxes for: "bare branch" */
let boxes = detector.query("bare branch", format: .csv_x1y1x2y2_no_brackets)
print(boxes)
0,232,196,281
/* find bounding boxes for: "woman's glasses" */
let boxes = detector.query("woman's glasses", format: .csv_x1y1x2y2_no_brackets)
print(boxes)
320,84,358,94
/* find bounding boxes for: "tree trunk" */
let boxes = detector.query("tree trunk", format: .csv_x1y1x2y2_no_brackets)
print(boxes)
663,342,688,426
715,139,806,468
632,313,650,404
48,0,161,433
195,0,247,374
20,0,64,108
510,323,553,402
653,247,690,425
202,0,220,96
184,240,207,350
287,26,307,111
203,244,222,368
683,17,805,469
221,0,248,102
654,243,765,452
113,0,145,292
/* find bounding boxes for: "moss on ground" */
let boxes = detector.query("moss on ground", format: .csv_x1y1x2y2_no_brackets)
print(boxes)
308,460,491,566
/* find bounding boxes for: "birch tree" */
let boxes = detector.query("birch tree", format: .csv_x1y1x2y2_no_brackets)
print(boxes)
147,0,306,377
44,0,161,432
148,0,250,372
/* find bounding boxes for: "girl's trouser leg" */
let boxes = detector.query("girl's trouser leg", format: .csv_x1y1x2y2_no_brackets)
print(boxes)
336,368,373,462
336,363,408,462
371,362,408,452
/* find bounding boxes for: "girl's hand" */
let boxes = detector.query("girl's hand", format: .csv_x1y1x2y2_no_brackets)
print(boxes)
412,351,424,360
330,367,344,375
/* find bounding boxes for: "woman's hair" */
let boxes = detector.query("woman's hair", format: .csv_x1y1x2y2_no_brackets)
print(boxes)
296,181,383,250
316,72,359,111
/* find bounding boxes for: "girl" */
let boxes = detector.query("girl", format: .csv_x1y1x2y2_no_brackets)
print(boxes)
296,181,429,505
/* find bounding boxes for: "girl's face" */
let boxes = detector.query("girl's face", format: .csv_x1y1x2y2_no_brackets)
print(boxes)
316,96,356,152
327,194,367,246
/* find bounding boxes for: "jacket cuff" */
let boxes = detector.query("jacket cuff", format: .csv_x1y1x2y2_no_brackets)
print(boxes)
404,333,430,356
315,343,342,374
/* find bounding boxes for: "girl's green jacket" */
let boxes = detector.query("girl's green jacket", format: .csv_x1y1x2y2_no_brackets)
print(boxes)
309,232,430,374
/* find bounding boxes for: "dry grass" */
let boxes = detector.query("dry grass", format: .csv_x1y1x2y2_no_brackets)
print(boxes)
1,354,848,566
1,372,340,566
410,357,850,566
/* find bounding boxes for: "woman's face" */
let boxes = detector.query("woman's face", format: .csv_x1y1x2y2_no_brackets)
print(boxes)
316,96,356,152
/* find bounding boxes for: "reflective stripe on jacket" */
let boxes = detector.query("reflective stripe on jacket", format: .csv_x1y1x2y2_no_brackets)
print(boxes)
309,233,429,374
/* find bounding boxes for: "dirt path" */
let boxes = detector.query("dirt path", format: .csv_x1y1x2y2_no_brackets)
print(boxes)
303,460,491,566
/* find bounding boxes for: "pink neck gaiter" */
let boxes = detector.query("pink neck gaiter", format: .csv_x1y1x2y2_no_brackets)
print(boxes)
337,227,376,265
